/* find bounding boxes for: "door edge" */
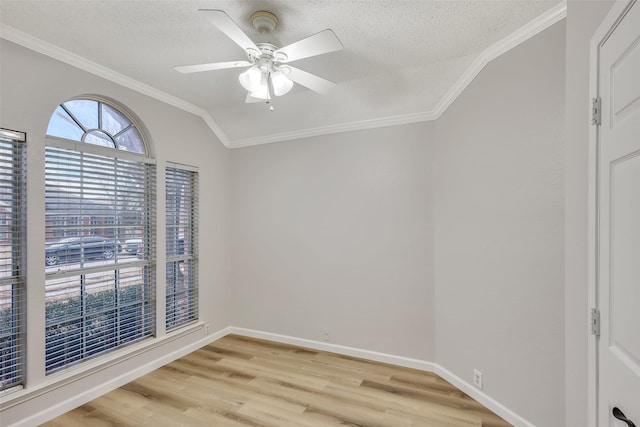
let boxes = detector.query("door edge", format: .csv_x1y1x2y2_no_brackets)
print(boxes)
587,2,637,426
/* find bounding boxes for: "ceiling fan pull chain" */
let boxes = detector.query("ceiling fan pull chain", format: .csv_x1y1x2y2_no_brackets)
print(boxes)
266,72,275,111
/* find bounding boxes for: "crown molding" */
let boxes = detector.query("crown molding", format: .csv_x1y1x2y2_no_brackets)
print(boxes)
228,109,440,148
430,0,567,120
0,24,231,148
229,0,566,148
1,1,565,150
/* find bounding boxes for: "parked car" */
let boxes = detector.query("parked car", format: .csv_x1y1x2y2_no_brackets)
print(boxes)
124,238,143,255
135,237,184,260
45,236,122,266
135,240,145,259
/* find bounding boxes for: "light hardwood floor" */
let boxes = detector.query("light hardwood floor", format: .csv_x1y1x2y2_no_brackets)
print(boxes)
42,335,512,427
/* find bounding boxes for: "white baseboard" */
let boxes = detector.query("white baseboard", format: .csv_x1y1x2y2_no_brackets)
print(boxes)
10,326,535,427
229,327,536,427
11,326,230,427
434,364,536,427
228,327,436,372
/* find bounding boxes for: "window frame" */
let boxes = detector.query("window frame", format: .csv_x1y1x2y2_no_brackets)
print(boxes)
0,128,26,392
44,98,157,374
165,163,199,331
46,97,149,155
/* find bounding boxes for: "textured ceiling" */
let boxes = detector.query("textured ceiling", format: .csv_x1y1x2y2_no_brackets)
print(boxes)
0,0,564,147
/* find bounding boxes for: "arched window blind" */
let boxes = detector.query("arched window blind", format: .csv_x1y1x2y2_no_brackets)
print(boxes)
44,98,155,373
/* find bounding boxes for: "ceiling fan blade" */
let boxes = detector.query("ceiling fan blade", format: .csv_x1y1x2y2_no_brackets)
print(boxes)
275,29,343,63
199,9,260,55
174,60,252,74
286,66,336,95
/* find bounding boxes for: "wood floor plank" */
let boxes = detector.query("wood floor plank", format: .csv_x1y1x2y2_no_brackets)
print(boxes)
41,335,513,427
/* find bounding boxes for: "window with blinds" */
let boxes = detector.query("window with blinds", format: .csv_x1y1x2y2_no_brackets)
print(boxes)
165,166,198,331
44,146,155,373
0,129,26,391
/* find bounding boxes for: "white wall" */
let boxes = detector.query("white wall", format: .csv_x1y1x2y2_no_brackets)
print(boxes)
230,123,435,361
0,9,595,425
564,2,614,427
433,21,566,427
0,40,231,426
229,19,568,427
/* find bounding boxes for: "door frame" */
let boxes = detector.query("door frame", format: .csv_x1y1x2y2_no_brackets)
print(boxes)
588,1,637,426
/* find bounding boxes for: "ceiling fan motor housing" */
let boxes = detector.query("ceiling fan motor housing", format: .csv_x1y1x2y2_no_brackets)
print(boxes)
247,43,287,64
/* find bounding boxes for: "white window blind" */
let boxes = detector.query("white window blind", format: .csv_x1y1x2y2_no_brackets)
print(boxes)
0,129,25,391
44,146,155,373
165,166,198,331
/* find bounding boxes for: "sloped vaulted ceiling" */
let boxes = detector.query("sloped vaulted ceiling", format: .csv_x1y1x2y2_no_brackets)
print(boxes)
0,0,565,148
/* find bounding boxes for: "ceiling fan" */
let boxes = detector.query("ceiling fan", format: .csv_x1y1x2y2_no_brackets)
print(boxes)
175,10,343,106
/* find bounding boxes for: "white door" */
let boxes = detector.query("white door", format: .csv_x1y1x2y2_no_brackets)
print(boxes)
597,1,640,426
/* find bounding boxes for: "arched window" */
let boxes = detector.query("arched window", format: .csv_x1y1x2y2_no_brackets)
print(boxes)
47,98,146,154
44,97,155,374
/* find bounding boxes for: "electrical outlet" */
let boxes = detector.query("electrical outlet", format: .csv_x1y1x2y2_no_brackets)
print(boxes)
204,323,210,335
322,328,331,342
473,369,483,389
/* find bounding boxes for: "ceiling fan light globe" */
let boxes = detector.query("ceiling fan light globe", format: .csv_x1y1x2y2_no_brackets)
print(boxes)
250,84,269,100
239,67,262,92
271,71,294,96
